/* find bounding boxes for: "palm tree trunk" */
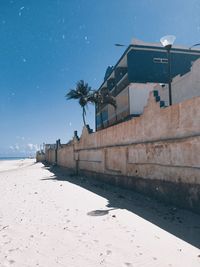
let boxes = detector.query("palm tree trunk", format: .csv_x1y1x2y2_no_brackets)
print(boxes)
82,107,86,126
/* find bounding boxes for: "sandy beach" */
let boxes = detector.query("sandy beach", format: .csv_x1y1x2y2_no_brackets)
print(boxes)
0,159,199,267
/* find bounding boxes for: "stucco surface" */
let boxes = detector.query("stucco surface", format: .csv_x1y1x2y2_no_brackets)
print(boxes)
42,93,200,212
57,145,75,168
158,58,200,105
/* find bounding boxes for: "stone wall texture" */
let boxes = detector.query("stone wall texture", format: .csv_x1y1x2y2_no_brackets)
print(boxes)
43,92,200,213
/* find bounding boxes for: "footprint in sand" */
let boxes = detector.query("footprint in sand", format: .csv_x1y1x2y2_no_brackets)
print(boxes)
0,225,9,231
100,259,105,264
124,263,133,267
4,241,11,245
106,250,112,255
8,260,15,264
3,259,15,266
8,248,18,253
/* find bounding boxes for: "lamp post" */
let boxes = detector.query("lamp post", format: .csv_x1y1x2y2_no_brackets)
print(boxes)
189,43,200,49
160,35,176,106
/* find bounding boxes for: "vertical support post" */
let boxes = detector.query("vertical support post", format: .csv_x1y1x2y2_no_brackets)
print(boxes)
167,48,172,106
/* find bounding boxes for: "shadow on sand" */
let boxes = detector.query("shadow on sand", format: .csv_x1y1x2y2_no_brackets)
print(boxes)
40,163,200,248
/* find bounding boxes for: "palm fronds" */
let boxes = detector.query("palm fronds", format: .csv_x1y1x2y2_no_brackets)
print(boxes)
66,80,92,126
66,80,117,128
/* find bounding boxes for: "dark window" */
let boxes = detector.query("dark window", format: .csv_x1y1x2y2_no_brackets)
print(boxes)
153,58,168,64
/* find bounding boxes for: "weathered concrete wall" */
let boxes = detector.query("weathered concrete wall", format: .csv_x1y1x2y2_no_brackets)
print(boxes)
75,95,200,150
57,144,75,169
36,152,45,162
45,148,56,164
43,92,200,213
129,83,155,115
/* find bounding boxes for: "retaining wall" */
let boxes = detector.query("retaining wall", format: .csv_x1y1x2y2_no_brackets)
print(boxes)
43,92,200,213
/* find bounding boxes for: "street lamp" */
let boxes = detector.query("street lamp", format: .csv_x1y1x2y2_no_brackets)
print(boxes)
189,43,200,49
160,35,176,106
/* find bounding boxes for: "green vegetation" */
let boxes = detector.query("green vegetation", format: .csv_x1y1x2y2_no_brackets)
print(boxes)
66,80,116,128
66,80,91,126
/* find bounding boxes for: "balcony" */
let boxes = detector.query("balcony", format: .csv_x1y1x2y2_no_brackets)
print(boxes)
107,78,115,91
112,73,129,96
115,67,127,84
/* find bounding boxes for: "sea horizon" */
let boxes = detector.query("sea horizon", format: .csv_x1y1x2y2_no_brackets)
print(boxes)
0,156,34,161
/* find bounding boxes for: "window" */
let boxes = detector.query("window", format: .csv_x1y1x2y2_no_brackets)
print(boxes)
153,58,168,64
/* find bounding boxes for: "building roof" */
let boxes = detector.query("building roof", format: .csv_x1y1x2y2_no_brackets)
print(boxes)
98,39,200,91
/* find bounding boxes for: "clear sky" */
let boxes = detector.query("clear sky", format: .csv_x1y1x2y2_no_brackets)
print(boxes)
0,0,200,157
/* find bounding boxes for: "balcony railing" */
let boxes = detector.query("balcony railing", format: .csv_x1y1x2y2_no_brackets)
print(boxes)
112,73,129,96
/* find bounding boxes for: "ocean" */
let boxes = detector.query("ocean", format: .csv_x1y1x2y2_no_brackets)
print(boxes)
0,157,28,161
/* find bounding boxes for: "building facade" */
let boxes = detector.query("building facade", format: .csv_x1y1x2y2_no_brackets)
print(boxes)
157,58,200,105
96,40,200,130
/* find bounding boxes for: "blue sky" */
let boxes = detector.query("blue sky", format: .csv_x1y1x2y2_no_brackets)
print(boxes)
0,0,200,156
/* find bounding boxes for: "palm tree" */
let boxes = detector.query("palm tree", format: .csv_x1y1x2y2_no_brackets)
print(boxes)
88,88,117,128
66,80,91,126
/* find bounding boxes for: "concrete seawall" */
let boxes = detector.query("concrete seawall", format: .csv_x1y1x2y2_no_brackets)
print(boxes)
38,92,200,213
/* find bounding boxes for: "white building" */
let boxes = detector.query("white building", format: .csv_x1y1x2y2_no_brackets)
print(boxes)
157,58,200,106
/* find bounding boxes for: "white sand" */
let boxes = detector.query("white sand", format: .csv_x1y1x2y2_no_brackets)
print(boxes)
0,159,199,267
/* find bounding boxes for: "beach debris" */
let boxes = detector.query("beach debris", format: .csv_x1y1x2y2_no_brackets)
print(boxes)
87,209,109,216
